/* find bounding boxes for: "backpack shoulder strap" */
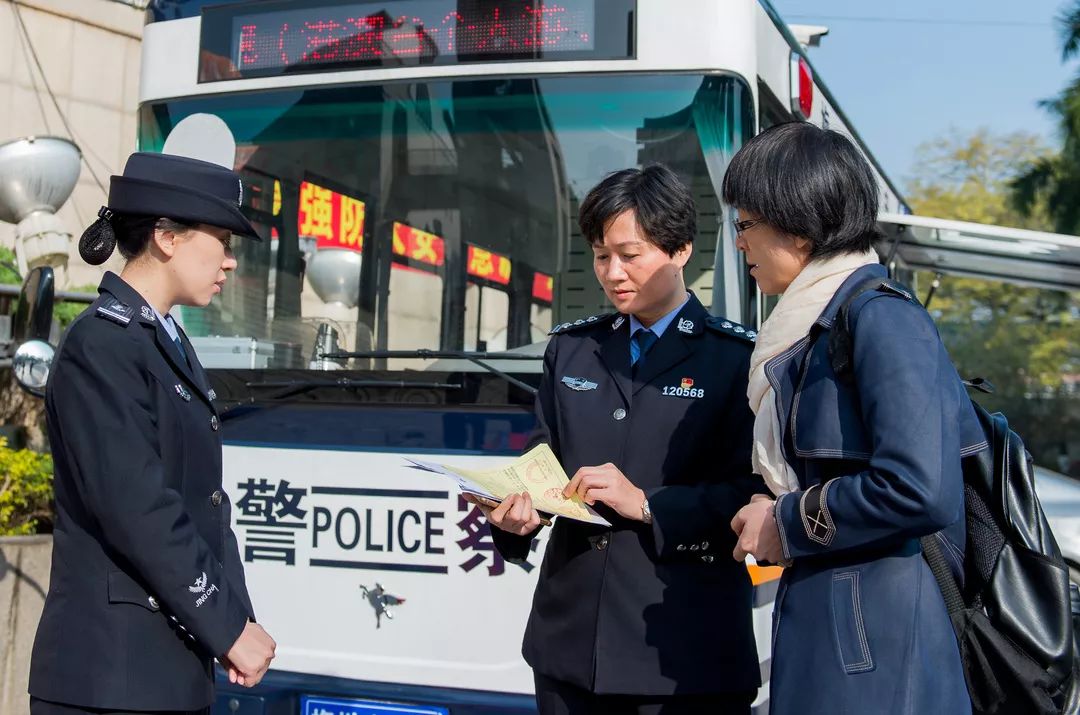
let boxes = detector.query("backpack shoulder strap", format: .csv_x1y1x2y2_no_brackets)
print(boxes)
829,276,917,381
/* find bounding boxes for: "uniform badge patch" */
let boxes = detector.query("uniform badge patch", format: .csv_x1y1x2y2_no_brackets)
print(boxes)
189,571,219,607
208,389,217,401
561,376,598,391
677,318,694,334
612,316,626,331
175,384,192,402
140,305,155,321
95,298,134,326
663,377,704,399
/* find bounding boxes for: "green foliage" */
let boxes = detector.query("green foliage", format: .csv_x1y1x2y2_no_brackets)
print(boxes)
0,247,20,285
908,130,1080,472
909,128,1052,228
0,438,53,536
1010,6,1080,233
54,284,98,328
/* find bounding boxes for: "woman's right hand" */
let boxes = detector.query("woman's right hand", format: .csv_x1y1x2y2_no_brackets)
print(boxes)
467,492,542,536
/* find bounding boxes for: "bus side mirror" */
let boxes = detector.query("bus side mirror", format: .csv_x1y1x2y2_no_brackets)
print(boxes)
12,266,56,397
14,266,55,343
13,339,54,397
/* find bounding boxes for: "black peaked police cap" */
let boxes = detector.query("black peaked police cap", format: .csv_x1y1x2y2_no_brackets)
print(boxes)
108,152,261,240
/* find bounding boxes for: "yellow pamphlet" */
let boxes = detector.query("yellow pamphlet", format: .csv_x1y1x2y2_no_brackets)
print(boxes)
405,444,610,526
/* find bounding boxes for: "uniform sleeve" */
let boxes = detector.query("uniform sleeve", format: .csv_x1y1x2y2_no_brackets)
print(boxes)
222,497,255,620
645,345,766,560
775,297,965,561
490,337,557,563
48,326,250,656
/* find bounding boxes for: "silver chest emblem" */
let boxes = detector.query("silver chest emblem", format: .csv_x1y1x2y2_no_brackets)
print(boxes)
677,318,694,333
561,376,598,391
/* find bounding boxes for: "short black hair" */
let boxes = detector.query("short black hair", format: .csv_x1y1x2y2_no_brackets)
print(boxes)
114,215,198,260
721,122,881,258
578,164,696,256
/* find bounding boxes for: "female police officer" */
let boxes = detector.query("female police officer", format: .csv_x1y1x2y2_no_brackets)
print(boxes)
28,153,276,714
477,165,764,714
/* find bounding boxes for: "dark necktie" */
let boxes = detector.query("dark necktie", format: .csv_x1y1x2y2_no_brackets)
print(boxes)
172,334,189,366
631,328,658,378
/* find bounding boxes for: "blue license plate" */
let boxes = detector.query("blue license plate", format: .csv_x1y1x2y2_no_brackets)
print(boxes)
300,695,450,715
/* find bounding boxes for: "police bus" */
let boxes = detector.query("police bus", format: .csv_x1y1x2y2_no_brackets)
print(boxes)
40,0,1079,713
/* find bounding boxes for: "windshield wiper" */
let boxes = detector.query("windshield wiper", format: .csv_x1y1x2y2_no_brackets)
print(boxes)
322,350,542,395
219,377,463,416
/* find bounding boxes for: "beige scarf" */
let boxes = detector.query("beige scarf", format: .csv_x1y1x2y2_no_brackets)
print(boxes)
748,249,880,496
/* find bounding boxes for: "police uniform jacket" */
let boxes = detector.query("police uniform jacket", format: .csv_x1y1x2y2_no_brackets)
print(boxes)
766,264,985,714
493,293,763,696
30,272,254,711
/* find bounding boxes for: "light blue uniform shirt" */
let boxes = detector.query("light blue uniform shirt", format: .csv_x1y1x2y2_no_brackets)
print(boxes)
151,305,181,343
628,292,690,362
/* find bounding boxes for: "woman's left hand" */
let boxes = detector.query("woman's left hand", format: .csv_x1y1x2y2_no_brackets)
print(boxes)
564,463,646,521
731,494,784,563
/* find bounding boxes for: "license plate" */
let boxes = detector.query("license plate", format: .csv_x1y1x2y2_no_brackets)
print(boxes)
300,695,450,715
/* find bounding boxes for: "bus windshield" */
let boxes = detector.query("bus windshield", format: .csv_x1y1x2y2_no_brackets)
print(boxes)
139,73,752,369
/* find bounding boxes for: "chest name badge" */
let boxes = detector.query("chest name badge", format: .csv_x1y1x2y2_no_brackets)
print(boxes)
561,376,598,391
662,377,704,399
175,384,192,402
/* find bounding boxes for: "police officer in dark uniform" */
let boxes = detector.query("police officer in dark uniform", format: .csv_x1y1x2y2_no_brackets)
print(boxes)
29,153,276,714
475,165,763,714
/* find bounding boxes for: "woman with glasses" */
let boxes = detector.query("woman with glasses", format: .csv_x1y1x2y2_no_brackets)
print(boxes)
722,122,984,713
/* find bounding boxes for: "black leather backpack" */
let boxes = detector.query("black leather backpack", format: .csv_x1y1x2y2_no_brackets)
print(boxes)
830,276,1076,715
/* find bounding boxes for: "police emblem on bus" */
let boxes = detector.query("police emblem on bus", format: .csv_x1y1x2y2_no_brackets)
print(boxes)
360,583,405,628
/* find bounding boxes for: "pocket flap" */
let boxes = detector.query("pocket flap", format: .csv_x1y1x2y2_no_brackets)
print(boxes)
107,570,160,612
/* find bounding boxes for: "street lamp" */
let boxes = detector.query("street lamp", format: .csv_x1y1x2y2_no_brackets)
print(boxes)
0,136,82,277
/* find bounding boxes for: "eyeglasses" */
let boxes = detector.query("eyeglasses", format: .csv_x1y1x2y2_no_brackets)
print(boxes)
733,218,763,235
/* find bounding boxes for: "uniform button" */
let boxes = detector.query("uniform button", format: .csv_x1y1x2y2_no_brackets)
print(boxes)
701,555,715,564
147,596,159,610
210,490,224,507
596,535,609,551
612,408,627,421
210,415,220,431
676,544,686,552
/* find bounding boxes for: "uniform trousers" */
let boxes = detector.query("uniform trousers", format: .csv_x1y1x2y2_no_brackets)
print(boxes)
534,673,756,715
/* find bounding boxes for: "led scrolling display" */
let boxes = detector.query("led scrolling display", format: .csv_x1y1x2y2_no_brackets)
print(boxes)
199,0,635,81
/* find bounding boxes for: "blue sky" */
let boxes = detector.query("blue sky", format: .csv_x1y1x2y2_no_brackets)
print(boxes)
768,0,1076,192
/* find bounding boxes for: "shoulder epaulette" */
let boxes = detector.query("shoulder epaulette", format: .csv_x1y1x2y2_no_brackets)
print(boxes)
549,312,614,335
876,280,914,302
705,316,757,343
95,297,134,326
